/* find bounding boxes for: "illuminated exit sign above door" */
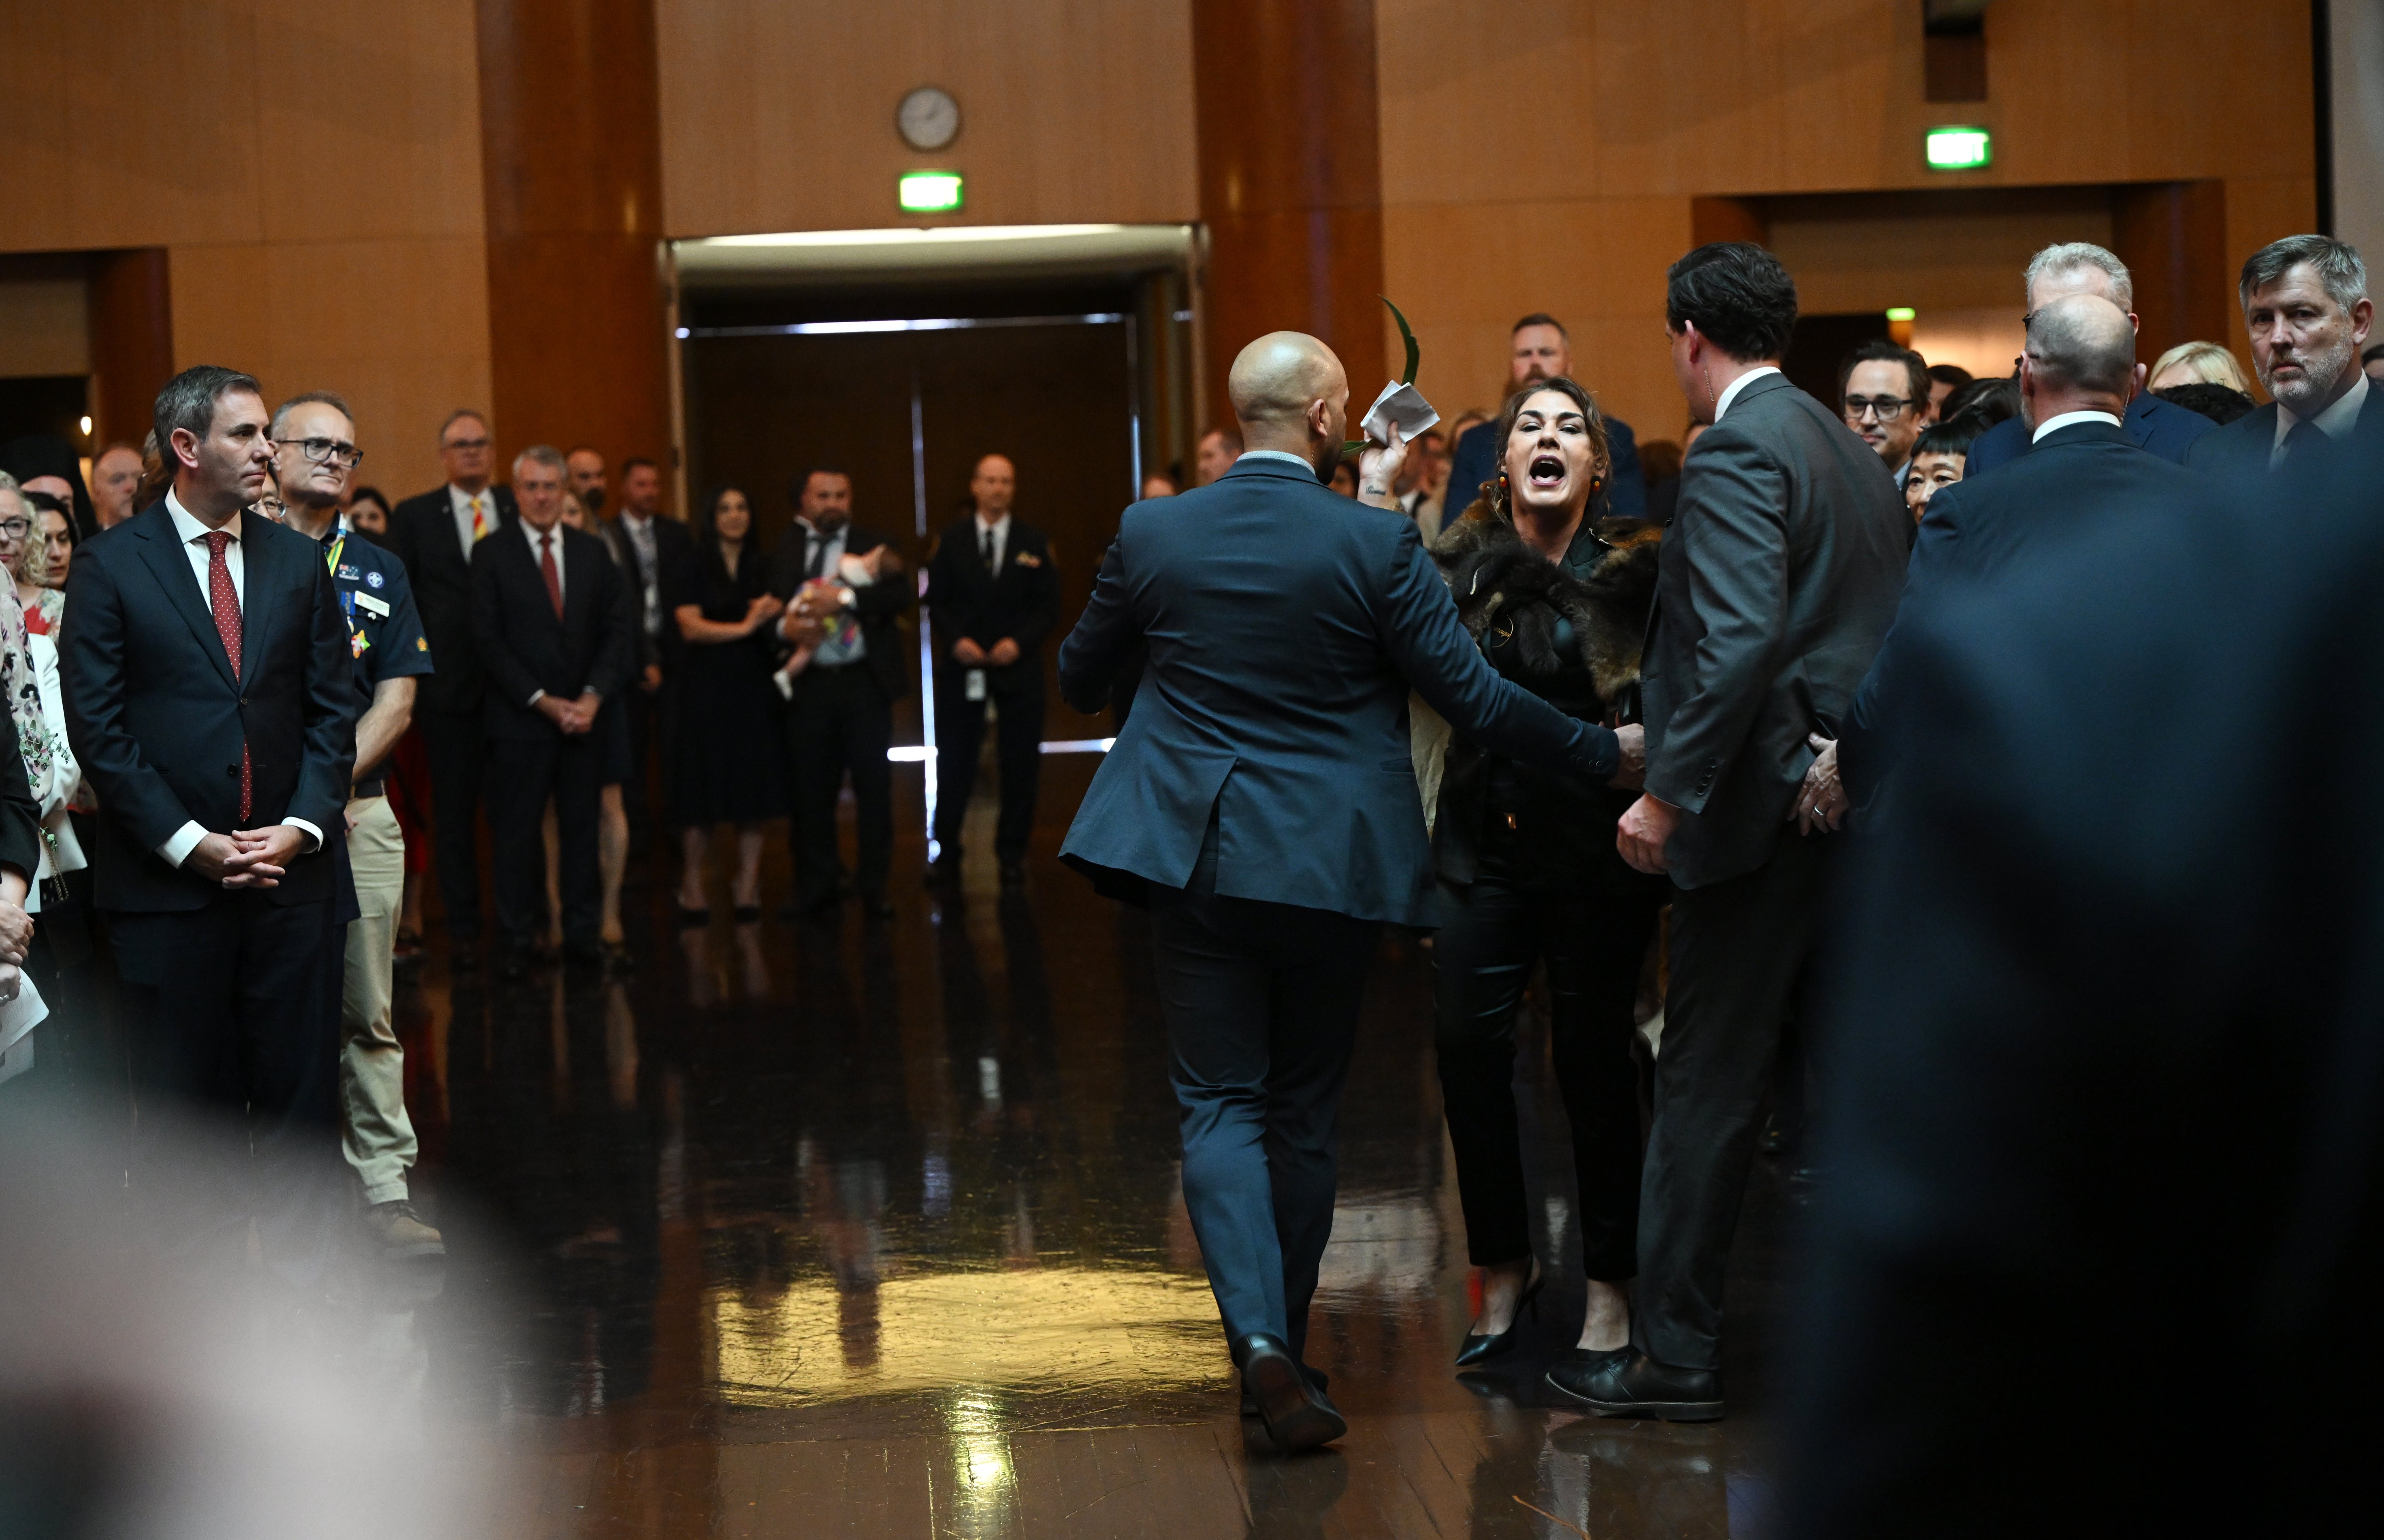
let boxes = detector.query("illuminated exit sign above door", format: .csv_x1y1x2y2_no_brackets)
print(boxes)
899,170,965,213
1925,126,1992,170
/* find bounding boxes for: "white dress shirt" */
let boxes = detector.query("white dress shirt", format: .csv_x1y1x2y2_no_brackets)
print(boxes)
615,509,662,636
2032,409,2126,442
1237,449,1318,472
2271,370,2370,465
973,512,1013,573
522,517,567,605
1713,365,1783,423
447,483,498,553
157,489,322,866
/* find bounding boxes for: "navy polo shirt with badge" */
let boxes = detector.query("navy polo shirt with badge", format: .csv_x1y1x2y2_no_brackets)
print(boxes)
320,518,433,796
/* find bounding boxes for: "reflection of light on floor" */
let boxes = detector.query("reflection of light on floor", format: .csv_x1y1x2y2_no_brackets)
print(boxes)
1315,1190,1442,1298
707,1267,1227,1404
946,1391,1016,1533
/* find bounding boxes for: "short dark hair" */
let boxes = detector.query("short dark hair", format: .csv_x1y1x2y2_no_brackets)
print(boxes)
1511,312,1568,338
270,389,353,438
349,484,390,513
620,455,659,477
1911,417,1985,463
19,488,70,519
154,365,262,466
1478,376,1610,522
1939,376,2020,430
789,465,850,504
1926,362,1973,389
2154,382,2258,427
1838,339,1931,410
2239,234,2367,311
1665,244,1798,362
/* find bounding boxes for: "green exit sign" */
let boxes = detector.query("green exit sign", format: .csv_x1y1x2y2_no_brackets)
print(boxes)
899,170,965,213
1926,126,1992,170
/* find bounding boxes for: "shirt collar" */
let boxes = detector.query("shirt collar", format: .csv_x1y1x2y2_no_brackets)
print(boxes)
975,510,1011,533
2276,370,2370,445
797,516,848,540
1712,366,1782,423
449,483,492,508
1238,449,1318,471
524,518,562,548
2032,409,2126,442
165,487,240,545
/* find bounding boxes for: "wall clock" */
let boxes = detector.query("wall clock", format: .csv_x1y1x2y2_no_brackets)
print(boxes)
897,86,961,151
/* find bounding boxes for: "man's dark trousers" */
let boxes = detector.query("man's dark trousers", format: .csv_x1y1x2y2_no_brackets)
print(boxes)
934,682,1041,864
1638,826,1832,1371
418,706,485,943
488,732,602,953
788,661,894,908
1149,877,1380,1361
113,891,341,1277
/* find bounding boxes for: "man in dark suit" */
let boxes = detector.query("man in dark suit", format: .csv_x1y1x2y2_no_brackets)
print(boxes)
1582,244,1908,1421
468,445,636,973
60,365,355,1265
388,409,516,966
771,467,912,918
1828,295,2199,811
594,456,688,847
1964,242,2216,478
925,454,1057,890
2187,234,2384,478
1780,446,2374,1539
1444,313,1646,519
1059,331,1638,1452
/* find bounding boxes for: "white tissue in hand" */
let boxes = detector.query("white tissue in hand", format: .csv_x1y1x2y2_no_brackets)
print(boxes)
1361,380,1440,445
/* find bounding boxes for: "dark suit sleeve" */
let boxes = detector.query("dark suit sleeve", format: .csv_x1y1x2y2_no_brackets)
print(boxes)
1445,423,1495,514
1842,492,1966,805
1643,431,1792,814
589,551,637,701
1009,537,1059,655
291,547,358,838
0,711,42,883
1058,538,1131,714
60,546,199,852
1603,418,1649,519
1374,520,1617,781
1961,414,2027,479
923,535,975,658
470,544,540,709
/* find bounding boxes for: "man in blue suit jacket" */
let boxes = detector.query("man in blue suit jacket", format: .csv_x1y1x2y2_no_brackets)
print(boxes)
1961,242,2215,479
1059,332,1631,1452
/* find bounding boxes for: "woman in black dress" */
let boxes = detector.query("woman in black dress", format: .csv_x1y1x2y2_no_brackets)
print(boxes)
666,486,785,919
1411,379,1664,1389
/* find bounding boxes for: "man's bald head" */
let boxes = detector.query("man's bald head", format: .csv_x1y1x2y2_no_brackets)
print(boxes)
1229,332,1346,430
2025,293,2137,398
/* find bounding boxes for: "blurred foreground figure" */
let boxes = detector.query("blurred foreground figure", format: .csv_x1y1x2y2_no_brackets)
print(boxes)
1785,449,2384,1534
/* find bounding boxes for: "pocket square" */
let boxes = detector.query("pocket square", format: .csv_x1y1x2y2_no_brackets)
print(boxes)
1012,551,1042,568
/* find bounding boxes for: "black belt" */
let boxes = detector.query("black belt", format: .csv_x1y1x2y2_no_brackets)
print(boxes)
352,779,386,800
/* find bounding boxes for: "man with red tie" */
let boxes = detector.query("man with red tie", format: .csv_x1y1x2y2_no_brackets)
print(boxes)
468,445,637,976
61,365,356,1269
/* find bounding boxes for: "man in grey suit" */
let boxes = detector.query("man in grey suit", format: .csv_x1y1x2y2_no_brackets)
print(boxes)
1059,332,1637,1453
1569,243,1908,1421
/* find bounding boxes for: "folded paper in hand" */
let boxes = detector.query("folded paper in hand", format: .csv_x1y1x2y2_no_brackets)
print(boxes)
1361,381,1440,446
0,974,48,1088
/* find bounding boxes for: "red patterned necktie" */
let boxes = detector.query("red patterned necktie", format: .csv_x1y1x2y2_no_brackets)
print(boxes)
201,530,251,821
539,532,564,618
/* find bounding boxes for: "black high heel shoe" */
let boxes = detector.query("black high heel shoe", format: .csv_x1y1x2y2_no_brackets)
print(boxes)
1455,1262,1545,1367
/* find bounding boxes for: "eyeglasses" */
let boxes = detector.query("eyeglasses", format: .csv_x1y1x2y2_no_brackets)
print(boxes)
284,436,364,468
0,519,28,540
1842,396,1917,423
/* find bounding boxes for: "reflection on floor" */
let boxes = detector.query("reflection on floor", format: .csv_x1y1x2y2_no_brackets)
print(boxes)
398,764,1795,1537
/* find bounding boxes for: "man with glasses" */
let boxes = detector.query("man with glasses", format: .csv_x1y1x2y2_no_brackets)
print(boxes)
1964,243,2216,478
269,393,441,1261
389,411,517,970
1838,340,1934,489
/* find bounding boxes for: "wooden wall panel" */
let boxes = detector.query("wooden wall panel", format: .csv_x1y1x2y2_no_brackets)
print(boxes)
170,239,495,496
87,251,176,449
654,0,1199,238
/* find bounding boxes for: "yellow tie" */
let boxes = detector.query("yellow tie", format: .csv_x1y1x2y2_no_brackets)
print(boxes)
469,494,488,542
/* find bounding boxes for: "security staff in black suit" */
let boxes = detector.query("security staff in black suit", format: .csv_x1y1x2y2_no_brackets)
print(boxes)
2187,234,2384,479
1828,295,2199,812
771,467,912,918
1588,245,1908,1421
468,445,636,973
925,454,1057,889
60,366,354,1262
1780,447,2373,1539
595,456,690,845
388,409,516,965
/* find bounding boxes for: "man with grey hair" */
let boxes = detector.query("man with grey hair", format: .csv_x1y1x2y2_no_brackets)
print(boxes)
1964,241,2217,479
2188,234,2383,477
468,443,636,975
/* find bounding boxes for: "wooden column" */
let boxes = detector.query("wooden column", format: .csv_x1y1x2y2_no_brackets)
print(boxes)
2111,180,2234,363
475,0,671,486
1192,0,1385,432
85,248,174,449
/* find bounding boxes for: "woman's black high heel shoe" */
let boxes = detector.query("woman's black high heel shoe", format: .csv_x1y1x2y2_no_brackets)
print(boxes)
1455,1263,1545,1367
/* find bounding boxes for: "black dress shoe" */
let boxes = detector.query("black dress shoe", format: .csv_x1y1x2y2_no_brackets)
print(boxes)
1540,1344,1633,1402
1239,1364,1328,1415
1234,1334,1346,1452
1547,1349,1724,1422
1455,1261,1545,1367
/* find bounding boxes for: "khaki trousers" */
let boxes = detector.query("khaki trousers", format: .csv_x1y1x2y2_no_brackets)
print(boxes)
342,795,418,1205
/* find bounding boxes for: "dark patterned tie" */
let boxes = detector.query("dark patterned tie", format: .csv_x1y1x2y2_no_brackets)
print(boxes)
805,528,830,581
980,525,996,574
539,532,564,618
201,531,250,821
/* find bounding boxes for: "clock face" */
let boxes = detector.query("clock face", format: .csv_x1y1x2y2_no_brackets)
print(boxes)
897,86,960,151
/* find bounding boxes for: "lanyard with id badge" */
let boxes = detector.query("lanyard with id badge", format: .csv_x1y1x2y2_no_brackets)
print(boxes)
326,531,392,662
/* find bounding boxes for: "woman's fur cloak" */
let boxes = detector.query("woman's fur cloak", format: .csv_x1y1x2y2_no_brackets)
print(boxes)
1426,498,1660,704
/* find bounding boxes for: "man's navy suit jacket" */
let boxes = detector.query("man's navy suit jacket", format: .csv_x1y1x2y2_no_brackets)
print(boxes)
62,500,355,911
1842,419,2203,803
2184,389,2384,479
1964,389,2214,479
1057,455,1613,927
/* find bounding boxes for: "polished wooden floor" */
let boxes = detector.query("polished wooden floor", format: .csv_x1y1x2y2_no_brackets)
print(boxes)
391,758,1795,1538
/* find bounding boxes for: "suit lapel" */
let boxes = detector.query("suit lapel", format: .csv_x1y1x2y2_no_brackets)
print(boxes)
236,511,284,690
132,507,240,691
